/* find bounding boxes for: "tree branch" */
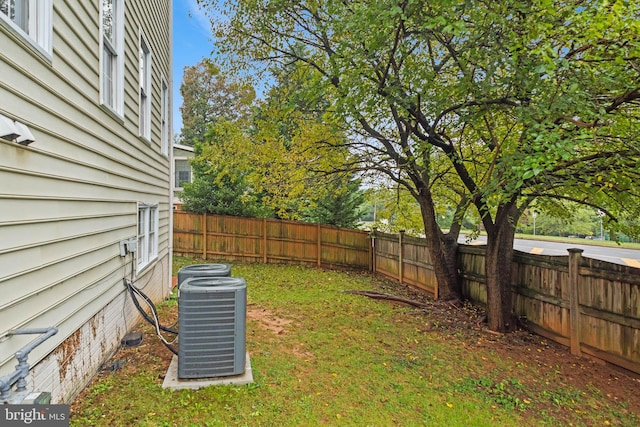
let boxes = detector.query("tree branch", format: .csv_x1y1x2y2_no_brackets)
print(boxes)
344,290,431,309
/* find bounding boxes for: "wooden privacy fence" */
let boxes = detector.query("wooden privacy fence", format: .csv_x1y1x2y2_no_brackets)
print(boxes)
173,212,372,270
173,213,640,374
458,246,640,374
372,230,439,297
375,232,639,374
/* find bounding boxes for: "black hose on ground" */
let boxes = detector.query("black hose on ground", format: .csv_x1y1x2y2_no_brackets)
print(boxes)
123,279,178,355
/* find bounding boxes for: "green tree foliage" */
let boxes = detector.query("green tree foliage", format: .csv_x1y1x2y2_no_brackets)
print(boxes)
178,61,261,216
179,58,255,146
181,174,262,216
181,120,269,217
362,185,425,235
203,0,640,331
518,204,600,238
182,61,365,224
363,184,478,235
302,174,365,228
247,63,365,224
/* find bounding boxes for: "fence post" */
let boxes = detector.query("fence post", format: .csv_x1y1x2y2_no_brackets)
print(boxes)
398,230,405,284
369,228,376,272
317,223,322,267
568,248,583,357
263,218,268,264
202,213,207,259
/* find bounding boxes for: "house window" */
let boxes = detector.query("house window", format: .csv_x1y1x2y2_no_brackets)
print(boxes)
139,32,151,141
137,204,158,271
100,0,123,114
161,79,169,155
0,0,53,55
174,159,191,188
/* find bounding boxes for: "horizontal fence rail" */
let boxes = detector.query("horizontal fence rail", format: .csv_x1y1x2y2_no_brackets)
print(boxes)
173,213,639,374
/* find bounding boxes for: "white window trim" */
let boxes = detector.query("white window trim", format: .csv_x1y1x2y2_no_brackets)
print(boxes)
0,0,53,58
139,30,152,142
99,0,124,116
137,203,159,272
161,77,169,155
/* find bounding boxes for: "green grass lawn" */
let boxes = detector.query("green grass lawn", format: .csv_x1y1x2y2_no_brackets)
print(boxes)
70,259,639,426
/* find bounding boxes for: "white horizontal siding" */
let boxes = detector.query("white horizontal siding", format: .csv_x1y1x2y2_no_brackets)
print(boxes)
174,147,194,158
0,215,133,275
0,0,172,402
0,79,167,182
0,197,133,224
51,12,100,99
0,257,127,365
0,168,166,200
0,157,164,197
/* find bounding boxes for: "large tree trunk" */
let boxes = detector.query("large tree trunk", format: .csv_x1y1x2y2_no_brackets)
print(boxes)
484,206,519,332
417,191,461,301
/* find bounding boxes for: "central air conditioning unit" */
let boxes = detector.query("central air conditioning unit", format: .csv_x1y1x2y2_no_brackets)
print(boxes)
177,264,231,288
178,277,246,379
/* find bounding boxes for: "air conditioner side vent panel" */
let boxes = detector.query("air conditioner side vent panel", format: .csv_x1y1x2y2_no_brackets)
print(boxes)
178,277,247,379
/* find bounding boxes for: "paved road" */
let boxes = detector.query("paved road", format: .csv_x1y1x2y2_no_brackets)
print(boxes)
459,235,640,268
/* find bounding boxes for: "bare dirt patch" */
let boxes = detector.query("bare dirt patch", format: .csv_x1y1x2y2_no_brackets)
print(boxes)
247,306,292,335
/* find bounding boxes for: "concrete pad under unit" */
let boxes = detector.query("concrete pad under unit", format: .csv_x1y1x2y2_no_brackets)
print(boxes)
162,352,253,390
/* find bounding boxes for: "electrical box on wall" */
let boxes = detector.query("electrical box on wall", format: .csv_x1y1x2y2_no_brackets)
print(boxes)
119,238,138,257
119,241,127,257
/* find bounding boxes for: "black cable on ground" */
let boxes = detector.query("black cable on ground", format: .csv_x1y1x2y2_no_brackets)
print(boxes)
125,279,179,335
123,279,179,355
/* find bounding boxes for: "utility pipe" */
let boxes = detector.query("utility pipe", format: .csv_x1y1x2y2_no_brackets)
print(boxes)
0,327,58,400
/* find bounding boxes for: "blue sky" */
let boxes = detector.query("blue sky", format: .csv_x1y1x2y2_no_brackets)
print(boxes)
172,1,214,136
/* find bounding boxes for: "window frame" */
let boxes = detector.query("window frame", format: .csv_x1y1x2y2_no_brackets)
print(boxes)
174,158,192,190
137,203,159,272
0,0,53,58
138,30,152,142
99,0,124,116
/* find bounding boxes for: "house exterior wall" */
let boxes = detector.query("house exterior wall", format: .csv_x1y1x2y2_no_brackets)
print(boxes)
0,0,172,403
